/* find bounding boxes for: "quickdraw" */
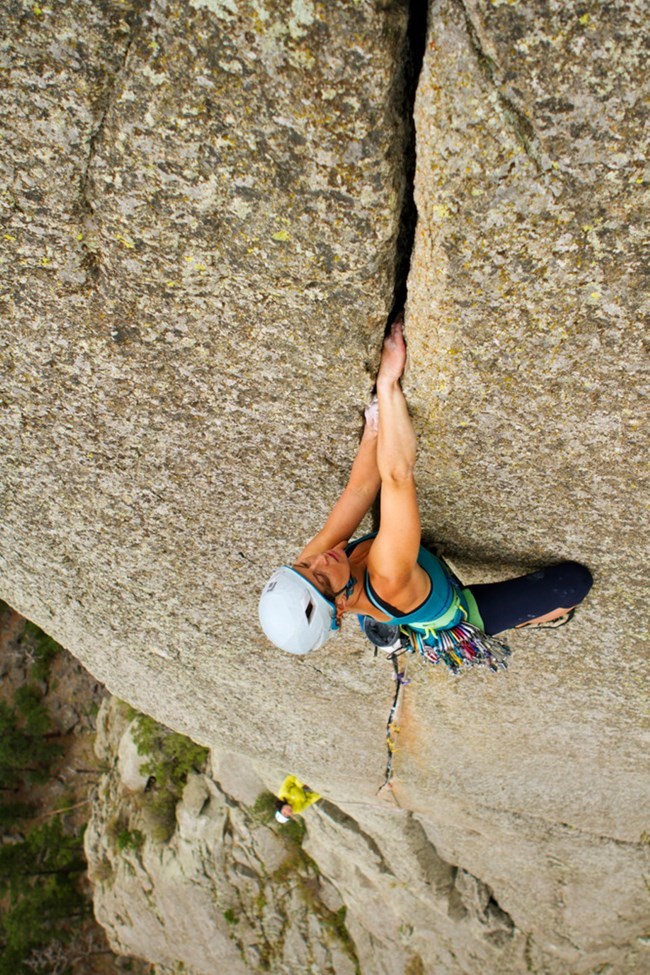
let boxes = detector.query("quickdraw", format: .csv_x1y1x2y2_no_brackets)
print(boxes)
406,620,511,674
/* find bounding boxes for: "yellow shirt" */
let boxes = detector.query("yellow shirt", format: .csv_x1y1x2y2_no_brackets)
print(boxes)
277,775,321,815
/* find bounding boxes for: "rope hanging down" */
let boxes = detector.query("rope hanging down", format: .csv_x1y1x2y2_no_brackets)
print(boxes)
374,622,511,794
378,646,410,794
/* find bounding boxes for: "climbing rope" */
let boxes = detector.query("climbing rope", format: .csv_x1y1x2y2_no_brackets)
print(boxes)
374,619,510,797
377,641,411,799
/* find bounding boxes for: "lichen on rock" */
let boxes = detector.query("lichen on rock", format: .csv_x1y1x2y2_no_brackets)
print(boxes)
1,1,649,973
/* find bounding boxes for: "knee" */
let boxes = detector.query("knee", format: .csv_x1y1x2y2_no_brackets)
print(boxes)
555,561,593,605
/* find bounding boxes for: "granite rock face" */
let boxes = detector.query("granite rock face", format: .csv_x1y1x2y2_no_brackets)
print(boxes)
2,1,649,973
400,2,649,971
1,0,407,773
87,699,363,975
87,697,522,975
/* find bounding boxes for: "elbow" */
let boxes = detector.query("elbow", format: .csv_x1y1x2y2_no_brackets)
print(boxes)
382,464,415,486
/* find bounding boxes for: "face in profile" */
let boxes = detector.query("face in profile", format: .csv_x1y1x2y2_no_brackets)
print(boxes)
293,542,350,599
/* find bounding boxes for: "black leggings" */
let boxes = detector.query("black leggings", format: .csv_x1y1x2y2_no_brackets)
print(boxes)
467,561,593,636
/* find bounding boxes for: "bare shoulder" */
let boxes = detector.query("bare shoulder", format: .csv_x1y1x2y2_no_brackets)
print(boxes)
367,560,431,612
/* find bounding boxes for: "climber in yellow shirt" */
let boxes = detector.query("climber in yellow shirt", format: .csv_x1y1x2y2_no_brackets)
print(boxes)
274,774,321,823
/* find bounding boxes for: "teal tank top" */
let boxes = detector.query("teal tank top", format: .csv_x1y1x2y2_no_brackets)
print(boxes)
345,533,473,632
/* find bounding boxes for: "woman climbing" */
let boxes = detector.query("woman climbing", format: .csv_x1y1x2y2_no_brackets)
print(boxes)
258,316,592,668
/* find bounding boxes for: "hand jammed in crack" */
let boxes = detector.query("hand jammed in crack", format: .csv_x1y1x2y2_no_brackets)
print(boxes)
377,312,407,388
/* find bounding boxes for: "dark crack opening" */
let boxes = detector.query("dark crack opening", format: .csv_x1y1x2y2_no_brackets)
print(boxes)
388,0,430,327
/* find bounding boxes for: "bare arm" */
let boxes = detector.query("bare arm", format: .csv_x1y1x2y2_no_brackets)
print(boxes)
367,318,429,604
296,412,381,562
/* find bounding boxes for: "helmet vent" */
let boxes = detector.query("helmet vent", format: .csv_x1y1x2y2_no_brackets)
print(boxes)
305,600,314,622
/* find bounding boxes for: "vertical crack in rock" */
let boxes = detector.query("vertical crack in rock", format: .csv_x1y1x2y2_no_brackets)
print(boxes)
451,0,546,173
390,0,430,321
78,0,153,281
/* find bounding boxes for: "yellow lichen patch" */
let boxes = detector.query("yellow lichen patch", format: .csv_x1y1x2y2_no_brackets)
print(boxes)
271,230,290,242
115,234,136,249
431,204,450,221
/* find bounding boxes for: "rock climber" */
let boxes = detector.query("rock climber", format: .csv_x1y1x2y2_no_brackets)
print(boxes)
259,315,592,667
274,774,322,824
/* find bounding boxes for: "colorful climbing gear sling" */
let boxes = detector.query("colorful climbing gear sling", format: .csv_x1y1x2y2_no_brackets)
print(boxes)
406,619,511,674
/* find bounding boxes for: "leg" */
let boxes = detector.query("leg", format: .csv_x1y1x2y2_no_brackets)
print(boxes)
467,561,593,636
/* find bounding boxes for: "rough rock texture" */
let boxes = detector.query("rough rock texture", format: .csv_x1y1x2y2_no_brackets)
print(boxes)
2,1,649,973
1,0,406,785
397,1,649,972
87,698,360,975
87,697,522,975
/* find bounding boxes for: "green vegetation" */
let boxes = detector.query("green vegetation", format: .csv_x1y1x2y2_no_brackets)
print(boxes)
0,609,93,973
223,908,239,925
251,790,279,823
21,621,62,681
0,817,87,975
14,684,54,737
0,691,62,795
115,827,145,852
0,799,35,827
132,714,209,793
130,713,209,843
281,814,306,846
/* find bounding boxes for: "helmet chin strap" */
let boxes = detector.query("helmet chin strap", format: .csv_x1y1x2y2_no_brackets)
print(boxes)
332,576,357,600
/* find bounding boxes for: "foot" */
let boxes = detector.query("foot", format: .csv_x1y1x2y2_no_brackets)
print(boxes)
517,608,576,630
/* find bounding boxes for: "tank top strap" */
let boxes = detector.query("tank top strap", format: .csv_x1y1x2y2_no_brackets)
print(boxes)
360,541,467,630
344,531,377,558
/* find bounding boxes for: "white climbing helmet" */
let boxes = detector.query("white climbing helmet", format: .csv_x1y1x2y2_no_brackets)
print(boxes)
259,567,337,654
